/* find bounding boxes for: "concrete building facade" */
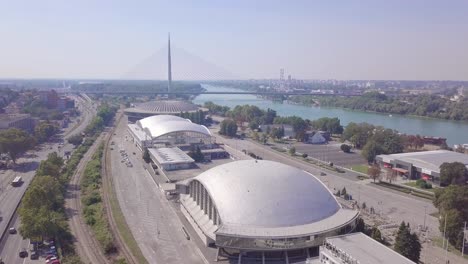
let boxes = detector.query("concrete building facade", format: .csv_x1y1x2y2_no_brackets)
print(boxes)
178,160,359,263
0,114,35,133
376,150,468,184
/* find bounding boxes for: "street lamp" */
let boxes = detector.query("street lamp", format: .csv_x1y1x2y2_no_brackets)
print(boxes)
423,205,427,231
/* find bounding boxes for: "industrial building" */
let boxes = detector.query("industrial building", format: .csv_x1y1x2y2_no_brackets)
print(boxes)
0,114,35,133
177,160,359,263
127,115,213,150
376,150,468,184
318,232,415,264
124,100,206,122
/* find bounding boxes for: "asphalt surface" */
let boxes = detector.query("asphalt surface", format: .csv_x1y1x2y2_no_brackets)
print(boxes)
207,123,440,236
0,95,95,263
110,117,207,264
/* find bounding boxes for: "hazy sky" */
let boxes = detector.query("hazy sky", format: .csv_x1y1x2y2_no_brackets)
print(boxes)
1,0,467,80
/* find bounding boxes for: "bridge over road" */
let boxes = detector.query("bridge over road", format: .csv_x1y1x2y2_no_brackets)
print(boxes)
69,90,362,96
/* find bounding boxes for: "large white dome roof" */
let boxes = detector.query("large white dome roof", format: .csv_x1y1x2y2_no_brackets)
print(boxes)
194,160,340,228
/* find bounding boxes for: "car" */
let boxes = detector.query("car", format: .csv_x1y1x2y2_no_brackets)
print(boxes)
8,227,17,234
19,248,28,258
45,254,56,260
45,249,57,256
133,152,136,155
30,250,39,259
50,260,61,264
46,256,57,263
320,172,327,176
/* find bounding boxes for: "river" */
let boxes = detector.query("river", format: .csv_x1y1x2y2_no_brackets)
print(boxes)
193,84,468,146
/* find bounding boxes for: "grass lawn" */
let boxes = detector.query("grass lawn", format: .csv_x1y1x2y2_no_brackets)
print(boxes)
351,164,368,174
403,182,436,193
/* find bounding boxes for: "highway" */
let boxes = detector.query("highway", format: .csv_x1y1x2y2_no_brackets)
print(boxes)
0,95,96,263
109,117,206,264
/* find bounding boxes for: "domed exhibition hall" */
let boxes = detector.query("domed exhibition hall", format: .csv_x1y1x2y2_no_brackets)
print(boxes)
124,100,206,122
178,160,359,262
127,114,212,150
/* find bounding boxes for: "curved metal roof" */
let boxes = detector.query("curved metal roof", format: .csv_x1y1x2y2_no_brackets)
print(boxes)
136,114,189,129
194,160,340,228
130,100,199,114
140,119,211,139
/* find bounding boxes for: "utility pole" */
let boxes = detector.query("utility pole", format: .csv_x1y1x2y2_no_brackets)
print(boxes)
463,221,467,257
443,213,448,264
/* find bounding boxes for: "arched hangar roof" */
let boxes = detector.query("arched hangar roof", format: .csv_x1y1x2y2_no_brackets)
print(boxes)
137,115,211,139
136,114,190,128
194,160,341,228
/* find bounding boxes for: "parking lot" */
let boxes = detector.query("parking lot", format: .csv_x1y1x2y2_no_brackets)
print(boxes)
286,141,367,167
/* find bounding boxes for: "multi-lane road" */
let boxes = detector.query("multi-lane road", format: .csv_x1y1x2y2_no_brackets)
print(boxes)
110,117,207,264
0,95,96,263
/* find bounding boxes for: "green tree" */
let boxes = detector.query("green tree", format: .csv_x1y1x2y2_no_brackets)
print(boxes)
188,146,204,162
311,117,343,134
440,209,464,247
371,227,383,243
362,140,384,163
394,221,421,262
143,147,151,164
340,144,351,153
270,126,285,139
439,162,467,186
341,187,347,196
18,176,67,239
37,160,62,179
289,146,296,156
368,164,381,183
0,128,35,163
34,121,59,143
355,217,366,233
219,119,238,137
68,134,84,147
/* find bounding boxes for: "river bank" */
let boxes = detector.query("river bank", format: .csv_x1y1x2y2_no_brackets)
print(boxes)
193,84,468,146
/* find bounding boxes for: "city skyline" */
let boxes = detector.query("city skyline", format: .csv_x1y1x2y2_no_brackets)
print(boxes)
1,0,468,80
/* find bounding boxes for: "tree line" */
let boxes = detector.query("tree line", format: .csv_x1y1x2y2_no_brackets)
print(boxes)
205,102,419,163
290,91,468,121
18,103,117,263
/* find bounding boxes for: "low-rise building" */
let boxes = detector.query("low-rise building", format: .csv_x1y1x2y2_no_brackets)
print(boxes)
376,150,468,184
259,124,295,138
318,232,415,264
148,147,195,171
0,114,35,133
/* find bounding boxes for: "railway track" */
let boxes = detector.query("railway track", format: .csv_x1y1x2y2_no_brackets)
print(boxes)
65,135,110,264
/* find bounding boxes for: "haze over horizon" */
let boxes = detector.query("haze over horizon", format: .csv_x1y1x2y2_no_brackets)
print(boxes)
1,0,468,81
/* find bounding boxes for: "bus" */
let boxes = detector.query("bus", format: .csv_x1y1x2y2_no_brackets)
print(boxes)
11,176,23,187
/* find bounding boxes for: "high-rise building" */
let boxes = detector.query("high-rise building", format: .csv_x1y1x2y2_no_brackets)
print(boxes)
168,33,172,93
280,68,284,81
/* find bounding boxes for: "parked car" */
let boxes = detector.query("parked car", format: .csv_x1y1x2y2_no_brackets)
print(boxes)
320,172,327,176
46,256,58,263
30,250,39,259
45,254,57,260
19,248,28,258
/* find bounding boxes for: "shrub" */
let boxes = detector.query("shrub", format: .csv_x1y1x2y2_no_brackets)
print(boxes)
82,191,101,206
340,144,351,153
